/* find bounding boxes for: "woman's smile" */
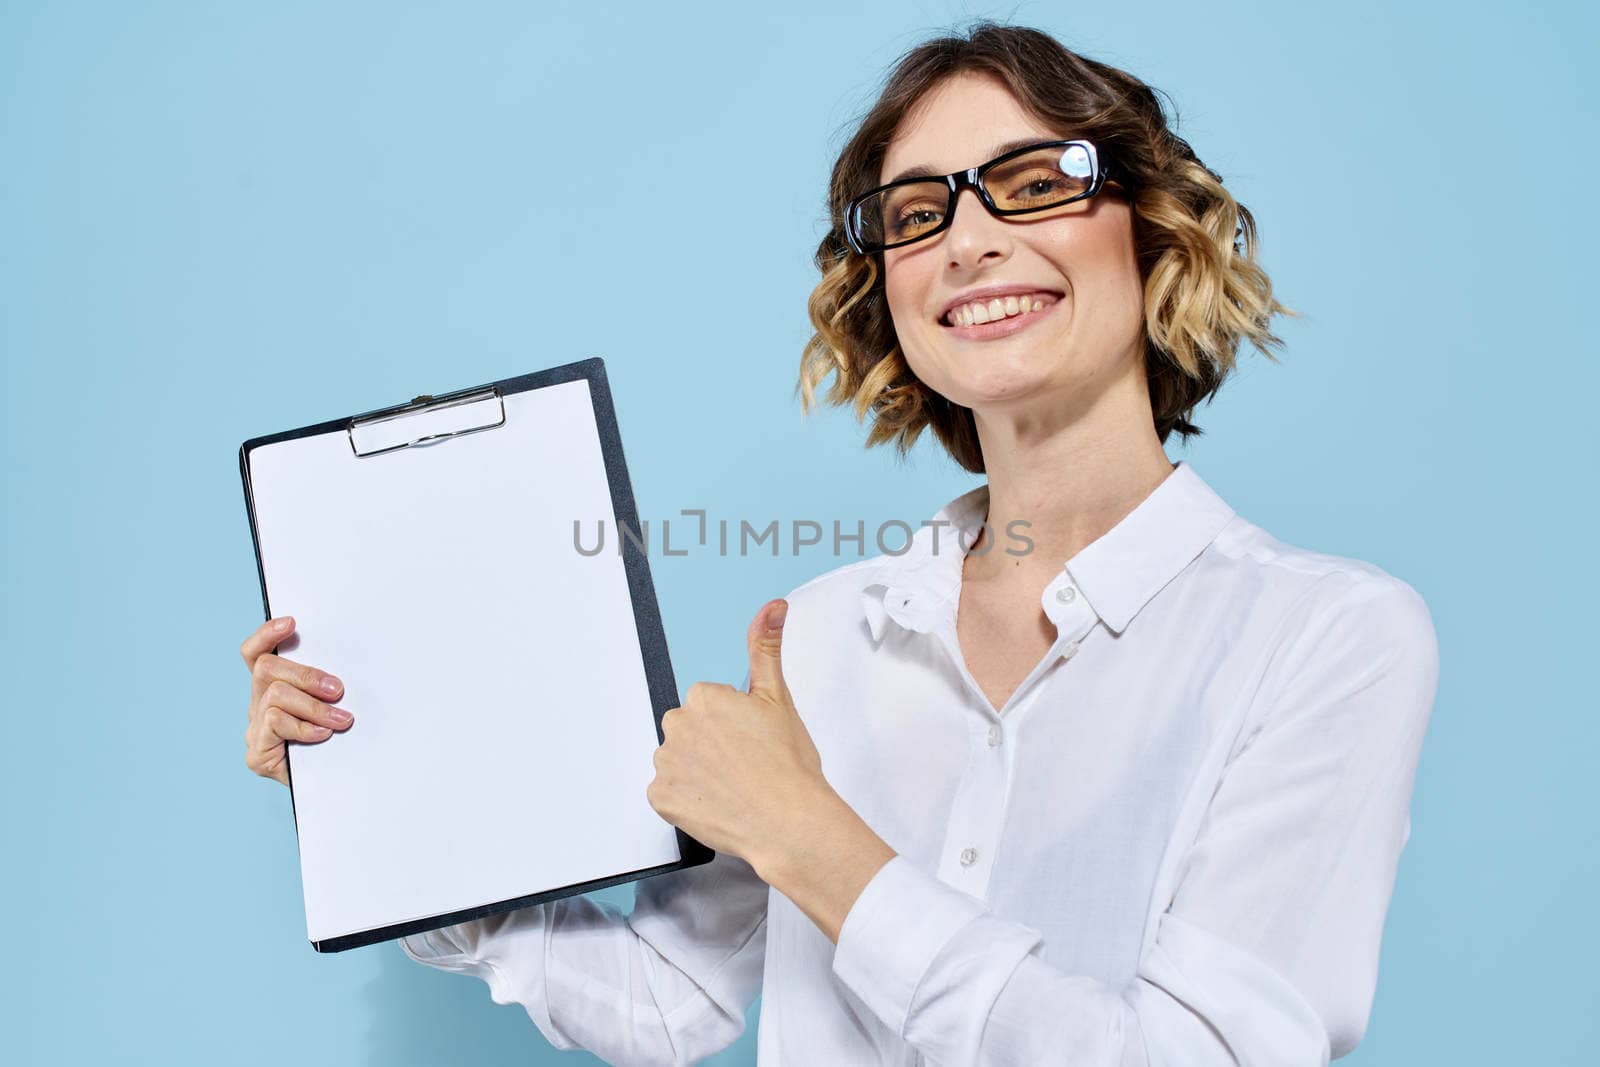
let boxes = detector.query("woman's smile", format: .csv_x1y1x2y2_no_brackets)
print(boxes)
938,291,1063,341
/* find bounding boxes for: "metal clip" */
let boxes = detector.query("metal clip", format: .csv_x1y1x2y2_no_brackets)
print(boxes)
346,385,507,457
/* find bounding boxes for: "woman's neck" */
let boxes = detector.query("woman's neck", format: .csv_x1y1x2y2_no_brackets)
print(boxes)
964,373,1176,581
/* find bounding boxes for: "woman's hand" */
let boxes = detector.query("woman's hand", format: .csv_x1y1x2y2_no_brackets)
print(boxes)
647,600,833,873
240,617,355,787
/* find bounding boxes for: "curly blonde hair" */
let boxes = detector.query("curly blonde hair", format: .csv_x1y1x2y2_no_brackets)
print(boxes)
798,21,1298,474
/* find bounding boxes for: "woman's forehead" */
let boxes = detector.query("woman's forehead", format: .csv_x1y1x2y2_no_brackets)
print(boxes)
880,75,1060,184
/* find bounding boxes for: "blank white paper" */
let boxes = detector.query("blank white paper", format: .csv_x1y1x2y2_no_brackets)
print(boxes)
247,377,682,945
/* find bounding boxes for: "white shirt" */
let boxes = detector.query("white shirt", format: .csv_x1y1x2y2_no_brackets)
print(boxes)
399,460,1440,1066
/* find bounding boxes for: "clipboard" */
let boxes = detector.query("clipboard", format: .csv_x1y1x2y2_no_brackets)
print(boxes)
239,357,711,953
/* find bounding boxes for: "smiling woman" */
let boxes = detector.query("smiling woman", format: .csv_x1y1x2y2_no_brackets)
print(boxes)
378,19,1440,1067
802,27,1296,473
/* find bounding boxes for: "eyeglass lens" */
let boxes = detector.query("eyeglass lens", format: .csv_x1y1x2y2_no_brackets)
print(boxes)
857,143,1095,251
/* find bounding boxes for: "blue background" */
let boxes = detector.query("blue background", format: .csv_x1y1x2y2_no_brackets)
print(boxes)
2,1,1593,1063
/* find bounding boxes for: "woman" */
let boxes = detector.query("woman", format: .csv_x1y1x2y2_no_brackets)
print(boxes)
240,22,1439,1065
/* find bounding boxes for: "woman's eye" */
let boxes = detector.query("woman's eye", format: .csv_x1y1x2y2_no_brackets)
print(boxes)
892,208,943,235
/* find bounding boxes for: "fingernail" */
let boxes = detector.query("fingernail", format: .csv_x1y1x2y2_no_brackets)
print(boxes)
330,708,352,725
320,676,341,696
274,617,292,632
767,601,788,633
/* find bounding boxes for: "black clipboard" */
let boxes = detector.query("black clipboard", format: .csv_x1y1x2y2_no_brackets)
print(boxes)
239,357,712,953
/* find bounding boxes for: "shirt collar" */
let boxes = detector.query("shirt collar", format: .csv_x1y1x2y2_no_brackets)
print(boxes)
859,460,1237,641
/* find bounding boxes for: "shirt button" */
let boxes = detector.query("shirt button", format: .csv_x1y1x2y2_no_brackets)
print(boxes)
1062,643,1080,661
987,723,1002,747
960,847,978,867
1055,585,1077,604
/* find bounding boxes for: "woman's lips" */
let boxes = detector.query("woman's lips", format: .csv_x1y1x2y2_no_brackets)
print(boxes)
939,297,1062,341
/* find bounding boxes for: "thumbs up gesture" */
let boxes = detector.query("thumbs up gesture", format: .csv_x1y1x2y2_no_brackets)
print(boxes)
646,599,828,870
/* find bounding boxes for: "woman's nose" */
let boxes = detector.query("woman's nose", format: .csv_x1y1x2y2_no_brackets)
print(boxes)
943,187,1012,270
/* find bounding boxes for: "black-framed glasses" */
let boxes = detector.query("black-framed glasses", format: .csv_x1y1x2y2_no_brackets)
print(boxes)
843,139,1113,256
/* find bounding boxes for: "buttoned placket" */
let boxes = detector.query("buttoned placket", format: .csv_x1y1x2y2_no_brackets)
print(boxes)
925,567,1100,899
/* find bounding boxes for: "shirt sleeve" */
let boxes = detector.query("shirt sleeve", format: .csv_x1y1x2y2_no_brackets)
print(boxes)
399,679,770,1066
831,575,1440,1066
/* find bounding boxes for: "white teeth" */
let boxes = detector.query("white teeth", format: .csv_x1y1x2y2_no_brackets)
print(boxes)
945,294,1053,327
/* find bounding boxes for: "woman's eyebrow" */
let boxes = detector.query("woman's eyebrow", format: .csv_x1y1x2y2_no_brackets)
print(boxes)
884,137,1052,185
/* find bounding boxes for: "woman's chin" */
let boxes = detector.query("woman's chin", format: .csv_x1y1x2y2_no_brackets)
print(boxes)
943,367,1061,410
